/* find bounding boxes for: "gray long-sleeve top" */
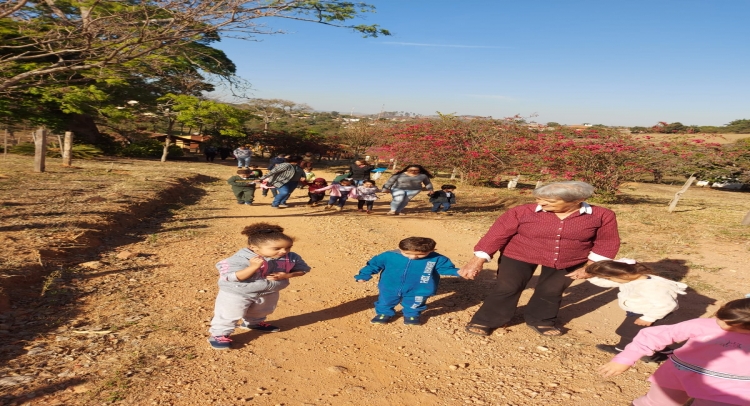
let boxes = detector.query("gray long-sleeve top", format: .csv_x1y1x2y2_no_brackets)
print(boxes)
382,173,433,191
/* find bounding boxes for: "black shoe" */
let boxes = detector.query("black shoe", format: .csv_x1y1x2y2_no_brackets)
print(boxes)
595,344,623,355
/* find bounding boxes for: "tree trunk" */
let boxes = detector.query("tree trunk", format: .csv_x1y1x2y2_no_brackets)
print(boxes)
450,168,457,180
161,118,176,163
33,127,47,172
667,175,696,213
742,210,750,226
3,128,7,159
161,135,171,162
62,131,73,166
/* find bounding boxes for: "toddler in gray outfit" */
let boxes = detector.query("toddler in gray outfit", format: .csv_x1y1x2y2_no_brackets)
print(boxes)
208,223,310,350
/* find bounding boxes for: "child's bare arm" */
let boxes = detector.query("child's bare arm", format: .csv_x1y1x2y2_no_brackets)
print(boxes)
235,257,265,281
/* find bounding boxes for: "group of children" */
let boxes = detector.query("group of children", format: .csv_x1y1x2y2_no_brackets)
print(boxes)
216,160,749,404
207,221,750,404
227,164,459,215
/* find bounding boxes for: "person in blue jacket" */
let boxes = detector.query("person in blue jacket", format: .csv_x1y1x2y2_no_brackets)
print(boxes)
355,237,462,325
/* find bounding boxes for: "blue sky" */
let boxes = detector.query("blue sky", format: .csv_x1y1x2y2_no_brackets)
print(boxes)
213,1,750,126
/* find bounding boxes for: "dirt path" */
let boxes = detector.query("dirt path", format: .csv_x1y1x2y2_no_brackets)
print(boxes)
3,161,743,406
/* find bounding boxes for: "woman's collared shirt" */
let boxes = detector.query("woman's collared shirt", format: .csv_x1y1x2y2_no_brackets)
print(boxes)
473,202,620,269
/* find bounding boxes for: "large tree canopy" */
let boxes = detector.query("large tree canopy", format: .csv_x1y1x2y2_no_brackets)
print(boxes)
0,0,389,97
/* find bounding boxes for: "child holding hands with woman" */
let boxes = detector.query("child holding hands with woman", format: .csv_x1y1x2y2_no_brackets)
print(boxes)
598,298,750,406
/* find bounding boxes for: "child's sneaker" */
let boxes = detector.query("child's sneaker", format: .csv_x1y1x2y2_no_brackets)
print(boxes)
404,316,421,326
239,321,281,332
237,201,245,205
370,314,391,324
207,335,232,350
278,204,288,208
324,205,332,210
245,202,253,205
334,206,342,211
366,210,372,214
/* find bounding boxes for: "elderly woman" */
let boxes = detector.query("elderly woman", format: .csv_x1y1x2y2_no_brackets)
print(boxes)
460,181,620,337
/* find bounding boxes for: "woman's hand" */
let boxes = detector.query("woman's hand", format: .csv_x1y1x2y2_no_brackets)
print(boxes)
634,318,653,326
597,362,630,378
566,262,593,280
458,257,486,280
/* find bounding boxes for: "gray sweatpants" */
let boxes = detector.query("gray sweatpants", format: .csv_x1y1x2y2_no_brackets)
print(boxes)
209,290,279,336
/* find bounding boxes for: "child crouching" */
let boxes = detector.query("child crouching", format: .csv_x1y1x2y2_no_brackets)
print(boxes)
585,260,687,360
355,237,461,325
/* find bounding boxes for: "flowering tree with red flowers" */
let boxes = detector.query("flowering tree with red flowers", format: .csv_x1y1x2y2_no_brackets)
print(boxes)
374,118,748,200
372,115,522,182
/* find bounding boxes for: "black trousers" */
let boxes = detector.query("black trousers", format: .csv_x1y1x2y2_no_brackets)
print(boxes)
470,255,584,328
357,200,374,210
615,312,671,349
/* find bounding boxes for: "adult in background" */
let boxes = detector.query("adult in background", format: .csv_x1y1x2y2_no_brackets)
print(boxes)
204,145,217,162
218,145,232,161
349,159,374,186
300,152,315,170
381,164,434,215
460,181,620,337
267,154,286,171
260,156,306,208
233,145,253,168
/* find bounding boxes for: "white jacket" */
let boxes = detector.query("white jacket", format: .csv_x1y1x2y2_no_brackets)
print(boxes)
587,275,687,322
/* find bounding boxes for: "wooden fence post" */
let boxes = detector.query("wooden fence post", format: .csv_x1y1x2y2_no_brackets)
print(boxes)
742,210,750,226
667,175,696,213
62,131,73,166
507,175,521,189
34,127,47,172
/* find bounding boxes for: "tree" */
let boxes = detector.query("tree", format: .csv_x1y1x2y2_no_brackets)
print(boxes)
0,1,389,99
241,99,312,133
725,119,750,134
339,118,381,158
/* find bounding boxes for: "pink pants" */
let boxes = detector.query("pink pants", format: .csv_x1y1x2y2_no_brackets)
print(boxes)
633,385,739,406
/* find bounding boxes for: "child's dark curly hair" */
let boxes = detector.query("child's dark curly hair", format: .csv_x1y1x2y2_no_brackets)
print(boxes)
715,298,750,330
585,260,652,278
399,237,436,252
241,222,293,246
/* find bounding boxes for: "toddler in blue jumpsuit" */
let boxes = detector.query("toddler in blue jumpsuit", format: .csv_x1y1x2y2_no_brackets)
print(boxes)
355,237,461,325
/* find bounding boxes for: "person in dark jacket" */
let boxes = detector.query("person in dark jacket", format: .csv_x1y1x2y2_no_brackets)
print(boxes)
227,169,258,205
267,154,286,170
429,184,457,215
348,160,374,186
219,146,232,160
355,237,462,325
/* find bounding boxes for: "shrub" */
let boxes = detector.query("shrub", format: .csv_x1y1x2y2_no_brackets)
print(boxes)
117,139,183,158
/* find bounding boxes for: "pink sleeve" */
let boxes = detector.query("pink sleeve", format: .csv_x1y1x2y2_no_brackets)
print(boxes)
612,319,701,365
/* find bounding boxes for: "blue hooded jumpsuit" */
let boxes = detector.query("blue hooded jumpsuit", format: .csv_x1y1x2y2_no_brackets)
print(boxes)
355,250,460,317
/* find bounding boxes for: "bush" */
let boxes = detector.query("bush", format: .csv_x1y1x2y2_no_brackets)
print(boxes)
117,139,184,158
9,143,103,159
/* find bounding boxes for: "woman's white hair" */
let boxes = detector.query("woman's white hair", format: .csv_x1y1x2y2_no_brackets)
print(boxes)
533,181,595,202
